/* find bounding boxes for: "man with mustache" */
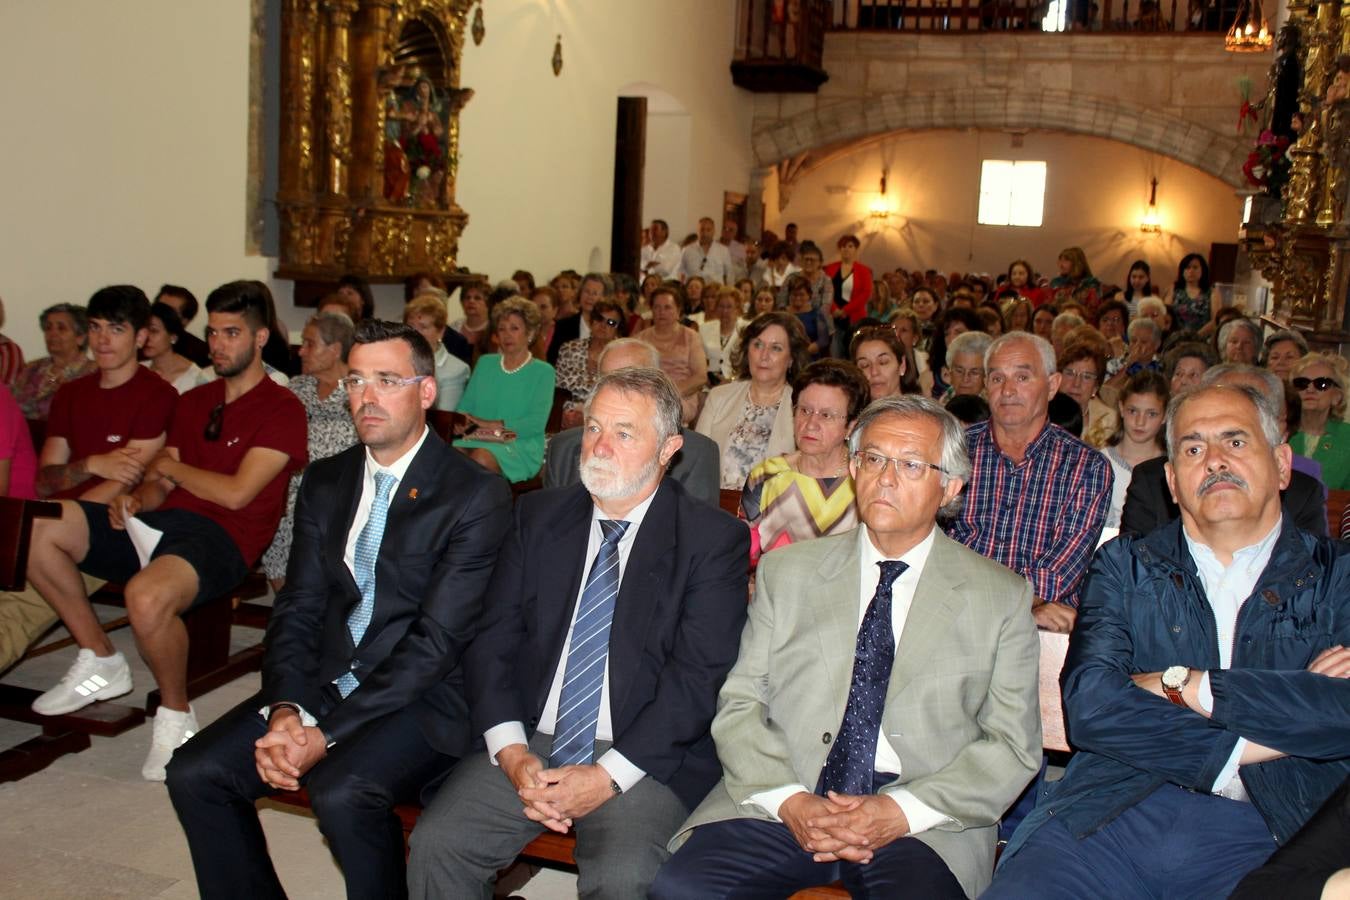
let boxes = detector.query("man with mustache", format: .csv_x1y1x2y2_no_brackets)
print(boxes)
27,280,307,781
168,319,511,897
408,366,749,899
987,383,1350,899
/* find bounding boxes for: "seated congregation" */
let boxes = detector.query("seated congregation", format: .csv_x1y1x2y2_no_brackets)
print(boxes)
0,220,1348,900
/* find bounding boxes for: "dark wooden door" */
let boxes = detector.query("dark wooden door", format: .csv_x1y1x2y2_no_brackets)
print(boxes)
611,97,647,277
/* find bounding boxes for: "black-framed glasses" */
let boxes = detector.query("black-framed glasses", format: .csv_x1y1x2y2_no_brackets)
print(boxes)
203,402,225,442
852,450,946,481
1293,376,1340,392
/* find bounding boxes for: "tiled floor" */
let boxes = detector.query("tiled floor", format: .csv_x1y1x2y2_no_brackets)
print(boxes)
0,608,579,899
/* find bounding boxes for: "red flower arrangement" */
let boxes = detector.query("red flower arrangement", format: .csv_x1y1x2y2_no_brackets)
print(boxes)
1242,130,1291,193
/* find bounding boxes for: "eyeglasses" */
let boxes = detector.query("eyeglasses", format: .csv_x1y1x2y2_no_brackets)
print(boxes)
591,315,622,328
203,402,225,442
1060,368,1099,383
794,405,848,425
338,374,428,395
852,450,946,480
949,365,984,380
1293,376,1340,392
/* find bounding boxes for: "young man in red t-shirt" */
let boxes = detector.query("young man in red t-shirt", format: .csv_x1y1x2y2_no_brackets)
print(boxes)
28,281,307,780
0,286,175,675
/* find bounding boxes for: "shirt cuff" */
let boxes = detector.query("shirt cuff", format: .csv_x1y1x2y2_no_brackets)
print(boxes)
744,784,812,820
484,722,530,766
258,702,317,727
596,749,646,793
887,788,955,835
1212,738,1247,793
1197,671,1214,713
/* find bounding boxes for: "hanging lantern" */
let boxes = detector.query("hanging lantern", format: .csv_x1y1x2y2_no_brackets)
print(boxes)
1224,0,1272,52
552,34,563,76
471,3,485,46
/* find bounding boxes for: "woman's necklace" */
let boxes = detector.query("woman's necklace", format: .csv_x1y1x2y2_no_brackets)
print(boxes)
500,353,530,374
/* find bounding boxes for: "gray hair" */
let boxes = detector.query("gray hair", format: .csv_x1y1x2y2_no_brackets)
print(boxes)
1165,383,1283,459
1052,312,1085,333
1127,317,1161,345
596,337,660,370
945,330,992,368
1200,363,1282,407
1138,296,1168,318
580,272,615,298
848,395,972,519
985,332,1056,379
585,367,682,443
1217,317,1262,350
305,311,356,361
1261,329,1308,364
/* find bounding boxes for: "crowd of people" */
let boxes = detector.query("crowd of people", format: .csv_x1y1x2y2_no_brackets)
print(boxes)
0,213,1347,898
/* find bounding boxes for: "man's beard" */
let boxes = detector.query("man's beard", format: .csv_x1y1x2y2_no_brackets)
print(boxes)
579,454,661,501
213,345,257,378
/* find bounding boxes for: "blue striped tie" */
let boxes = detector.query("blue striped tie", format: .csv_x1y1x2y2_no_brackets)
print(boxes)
549,519,630,768
336,471,396,698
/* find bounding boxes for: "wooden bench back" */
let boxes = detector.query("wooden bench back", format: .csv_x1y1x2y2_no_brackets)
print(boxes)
1328,488,1350,539
0,498,62,591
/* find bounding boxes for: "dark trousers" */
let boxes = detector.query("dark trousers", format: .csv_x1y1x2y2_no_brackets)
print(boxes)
650,817,965,900
166,694,455,900
986,784,1277,899
1231,776,1350,900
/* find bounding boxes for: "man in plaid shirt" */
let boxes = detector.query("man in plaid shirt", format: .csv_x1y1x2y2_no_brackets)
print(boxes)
946,333,1111,634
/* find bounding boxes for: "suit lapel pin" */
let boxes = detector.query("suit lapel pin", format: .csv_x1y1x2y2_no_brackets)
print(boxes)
408,487,418,500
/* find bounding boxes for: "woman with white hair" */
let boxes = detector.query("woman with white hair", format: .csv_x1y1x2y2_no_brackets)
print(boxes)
1290,352,1350,490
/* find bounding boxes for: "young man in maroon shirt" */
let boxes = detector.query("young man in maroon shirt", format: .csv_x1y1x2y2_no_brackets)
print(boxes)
0,286,176,675
27,280,307,780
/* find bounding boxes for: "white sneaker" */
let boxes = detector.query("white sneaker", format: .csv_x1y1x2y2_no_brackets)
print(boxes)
31,648,133,716
142,705,198,782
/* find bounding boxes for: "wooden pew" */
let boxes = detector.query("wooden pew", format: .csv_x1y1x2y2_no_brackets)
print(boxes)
1327,488,1350,540
0,498,148,781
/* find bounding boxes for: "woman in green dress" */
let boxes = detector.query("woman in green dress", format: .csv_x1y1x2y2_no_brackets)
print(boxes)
1291,352,1350,491
456,296,555,482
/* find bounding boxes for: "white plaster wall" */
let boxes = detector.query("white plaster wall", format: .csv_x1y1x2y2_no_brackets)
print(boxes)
0,0,754,358
644,113,694,237
766,129,1243,286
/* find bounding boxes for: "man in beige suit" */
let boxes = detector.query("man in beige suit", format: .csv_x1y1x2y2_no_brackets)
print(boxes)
651,395,1041,899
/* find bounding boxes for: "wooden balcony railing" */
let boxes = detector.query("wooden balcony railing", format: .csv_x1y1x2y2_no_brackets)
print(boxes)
733,0,833,91
828,0,1243,33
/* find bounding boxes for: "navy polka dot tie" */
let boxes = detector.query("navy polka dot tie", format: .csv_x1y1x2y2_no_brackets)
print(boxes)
819,559,908,796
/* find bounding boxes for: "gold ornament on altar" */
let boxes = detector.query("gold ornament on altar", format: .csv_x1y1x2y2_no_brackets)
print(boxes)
276,0,476,282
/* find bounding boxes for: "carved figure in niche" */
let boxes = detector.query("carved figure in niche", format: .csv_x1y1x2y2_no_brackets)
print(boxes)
382,70,448,208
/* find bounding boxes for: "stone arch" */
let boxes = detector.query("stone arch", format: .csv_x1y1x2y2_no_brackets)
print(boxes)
753,88,1249,189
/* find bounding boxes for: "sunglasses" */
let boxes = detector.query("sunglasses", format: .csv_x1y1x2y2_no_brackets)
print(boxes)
590,315,622,328
203,402,224,442
1292,376,1340,392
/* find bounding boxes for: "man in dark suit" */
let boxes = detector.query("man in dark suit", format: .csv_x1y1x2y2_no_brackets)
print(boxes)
543,338,720,506
407,367,750,899
166,321,511,900
1122,364,1328,538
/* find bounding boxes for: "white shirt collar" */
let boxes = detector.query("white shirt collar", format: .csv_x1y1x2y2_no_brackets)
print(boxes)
363,425,430,486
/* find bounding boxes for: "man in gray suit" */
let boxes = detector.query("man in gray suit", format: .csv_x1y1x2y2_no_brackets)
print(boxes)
651,395,1041,899
543,338,721,506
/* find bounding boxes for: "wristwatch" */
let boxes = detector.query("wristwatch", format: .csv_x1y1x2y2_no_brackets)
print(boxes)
1161,666,1191,707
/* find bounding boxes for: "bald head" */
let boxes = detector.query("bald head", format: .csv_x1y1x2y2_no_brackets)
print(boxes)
598,337,661,373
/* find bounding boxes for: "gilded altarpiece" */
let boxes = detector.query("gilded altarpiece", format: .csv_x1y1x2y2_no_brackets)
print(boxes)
1241,0,1350,346
276,0,475,282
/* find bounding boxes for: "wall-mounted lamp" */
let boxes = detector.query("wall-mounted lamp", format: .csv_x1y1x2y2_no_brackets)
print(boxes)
1139,177,1162,234
867,170,892,221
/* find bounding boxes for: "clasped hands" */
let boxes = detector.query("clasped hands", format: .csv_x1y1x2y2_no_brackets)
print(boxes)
254,708,328,791
779,790,910,865
496,744,616,833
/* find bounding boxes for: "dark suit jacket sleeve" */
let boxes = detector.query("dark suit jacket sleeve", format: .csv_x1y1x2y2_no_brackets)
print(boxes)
318,468,512,745
610,507,749,782
1287,471,1329,537
259,461,337,714
673,432,722,507
543,428,581,490
464,499,534,737
1120,457,1171,537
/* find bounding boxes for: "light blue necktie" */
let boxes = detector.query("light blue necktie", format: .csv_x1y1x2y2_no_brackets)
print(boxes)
336,471,396,698
549,519,630,768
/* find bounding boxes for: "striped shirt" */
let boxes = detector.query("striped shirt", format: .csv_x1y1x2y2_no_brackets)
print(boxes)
946,421,1112,607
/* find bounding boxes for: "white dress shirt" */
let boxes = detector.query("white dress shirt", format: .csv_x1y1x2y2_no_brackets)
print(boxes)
747,526,953,835
483,489,659,792
641,240,682,280
1183,516,1282,800
679,241,734,285
260,427,430,730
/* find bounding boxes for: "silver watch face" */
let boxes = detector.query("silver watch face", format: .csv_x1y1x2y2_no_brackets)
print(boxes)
1162,665,1189,690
